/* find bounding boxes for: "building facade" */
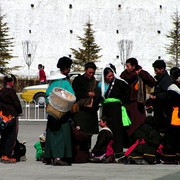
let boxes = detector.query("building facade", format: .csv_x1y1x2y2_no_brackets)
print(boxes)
1,0,180,76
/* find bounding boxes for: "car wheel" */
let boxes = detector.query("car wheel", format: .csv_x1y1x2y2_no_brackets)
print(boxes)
33,93,46,107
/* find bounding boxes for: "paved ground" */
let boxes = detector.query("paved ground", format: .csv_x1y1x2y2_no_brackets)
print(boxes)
0,121,180,180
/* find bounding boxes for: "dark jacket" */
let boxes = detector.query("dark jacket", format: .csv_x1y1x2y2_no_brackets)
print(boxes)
92,127,113,156
72,74,101,112
0,87,22,117
120,69,155,102
72,74,101,134
153,70,172,100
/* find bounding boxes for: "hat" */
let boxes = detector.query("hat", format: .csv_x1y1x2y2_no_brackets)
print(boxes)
173,69,180,81
57,56,72,70
47,70,66,80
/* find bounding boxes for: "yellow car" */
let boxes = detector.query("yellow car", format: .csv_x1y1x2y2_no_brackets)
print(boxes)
20,71,101,105
20,84,48,105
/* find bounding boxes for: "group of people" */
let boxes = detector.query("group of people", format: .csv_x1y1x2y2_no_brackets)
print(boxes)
1,56,180,165
40,56,180,166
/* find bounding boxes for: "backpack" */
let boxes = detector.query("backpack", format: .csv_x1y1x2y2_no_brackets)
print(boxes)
13,140,26,162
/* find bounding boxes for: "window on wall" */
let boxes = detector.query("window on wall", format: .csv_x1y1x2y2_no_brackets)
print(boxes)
31,4,34,8
157,30,161,34
116,55,119,59
116,30,119,34
160,5,162,9
118,4,121,9
69,4,72,9
69,54,72,58
158,56,161,59
70,30,73,34
29,30,31,33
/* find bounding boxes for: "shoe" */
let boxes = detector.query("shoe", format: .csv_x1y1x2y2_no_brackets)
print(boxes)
1,156,16,163
20,155,27,161
89,157,102,163
42,158,52,165
53,158,70,166
102,155,115,163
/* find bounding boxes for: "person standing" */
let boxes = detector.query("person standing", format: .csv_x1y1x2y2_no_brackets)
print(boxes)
0,75,22,163
149,60,172,133
72,62,101,151
44,57,75,166
38,64,46,84
120,58,155,138
99,64,130,160
165,69,180,154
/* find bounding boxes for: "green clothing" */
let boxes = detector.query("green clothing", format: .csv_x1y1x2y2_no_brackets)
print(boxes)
45,119,72,158
46,78,75,103
34,141,44,159
44,78,74,159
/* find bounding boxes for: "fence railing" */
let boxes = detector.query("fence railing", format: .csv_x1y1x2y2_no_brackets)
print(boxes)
19,100,47,121
19,99,102,121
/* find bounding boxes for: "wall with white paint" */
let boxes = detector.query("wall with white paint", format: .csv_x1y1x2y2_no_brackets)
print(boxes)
1,0,179,77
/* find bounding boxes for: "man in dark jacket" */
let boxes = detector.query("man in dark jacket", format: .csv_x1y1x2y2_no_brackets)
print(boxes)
150,60,172,133
72,62,101,150
120,58,155,137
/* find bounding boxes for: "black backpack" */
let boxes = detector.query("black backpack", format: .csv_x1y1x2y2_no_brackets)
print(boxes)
13,140,26,162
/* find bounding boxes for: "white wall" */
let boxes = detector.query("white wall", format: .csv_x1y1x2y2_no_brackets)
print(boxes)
1,0,180,77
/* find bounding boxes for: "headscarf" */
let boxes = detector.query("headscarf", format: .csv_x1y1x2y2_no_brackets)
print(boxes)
101,64,127,98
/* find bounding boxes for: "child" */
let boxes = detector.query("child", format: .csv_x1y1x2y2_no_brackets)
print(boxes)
89,116,114,163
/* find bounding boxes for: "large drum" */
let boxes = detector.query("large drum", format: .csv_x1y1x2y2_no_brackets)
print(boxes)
46,87,76,119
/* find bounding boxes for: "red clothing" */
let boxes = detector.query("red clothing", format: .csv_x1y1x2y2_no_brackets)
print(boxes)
39,69,46,83
120,69,155,136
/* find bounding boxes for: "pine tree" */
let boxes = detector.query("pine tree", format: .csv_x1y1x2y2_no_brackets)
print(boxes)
165,11,180,68
0,15,19,74
71,20,102,70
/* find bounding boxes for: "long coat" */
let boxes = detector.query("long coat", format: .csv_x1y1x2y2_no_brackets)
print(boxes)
100,78,130,154
0,86,22,157
120,69,155,136
44,78,75,159
72,74,101,134
152,70,172,132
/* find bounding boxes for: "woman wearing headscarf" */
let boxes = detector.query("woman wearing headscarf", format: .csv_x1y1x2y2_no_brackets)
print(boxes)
98,64,130,160
44,57,75,166
0,74,22,163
